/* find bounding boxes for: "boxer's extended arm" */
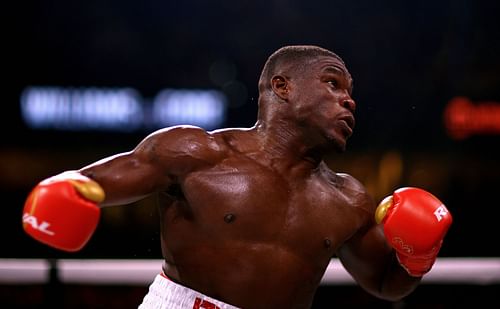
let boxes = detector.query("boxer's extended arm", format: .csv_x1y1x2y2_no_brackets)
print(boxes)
22,126,222,251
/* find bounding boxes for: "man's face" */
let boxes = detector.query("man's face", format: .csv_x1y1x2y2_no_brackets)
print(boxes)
289,56,356,152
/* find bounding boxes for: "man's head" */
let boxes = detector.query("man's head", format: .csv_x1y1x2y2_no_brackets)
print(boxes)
258,45,346,92
257,45,356,152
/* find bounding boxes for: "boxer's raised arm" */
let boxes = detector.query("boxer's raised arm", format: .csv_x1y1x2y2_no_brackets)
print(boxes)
337,186,452,301
337,216,422,301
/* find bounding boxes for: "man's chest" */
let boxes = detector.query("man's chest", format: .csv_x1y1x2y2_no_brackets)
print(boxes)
178,161,366,251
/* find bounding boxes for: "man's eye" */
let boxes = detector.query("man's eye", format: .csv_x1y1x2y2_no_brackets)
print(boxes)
328,80,338,88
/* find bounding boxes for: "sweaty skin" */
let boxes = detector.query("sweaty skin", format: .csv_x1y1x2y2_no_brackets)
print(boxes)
78,54,421,308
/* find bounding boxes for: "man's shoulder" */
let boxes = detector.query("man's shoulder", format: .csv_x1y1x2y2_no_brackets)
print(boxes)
209,127,258,152
149,125,250,142
141,126,256,161
145,125,208,145
320,163,359,188
325,169,374,212
334,172,363,190
149,125,210,138
136,125,225,162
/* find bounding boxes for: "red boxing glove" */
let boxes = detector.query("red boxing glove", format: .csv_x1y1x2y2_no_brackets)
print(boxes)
22,172,105,252
375,187,452,277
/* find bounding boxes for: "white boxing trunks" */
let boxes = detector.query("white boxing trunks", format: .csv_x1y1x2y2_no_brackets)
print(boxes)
138,273,241,309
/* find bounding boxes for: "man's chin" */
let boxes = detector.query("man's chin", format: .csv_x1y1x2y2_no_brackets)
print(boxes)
333,142,347,153
325,134,347,153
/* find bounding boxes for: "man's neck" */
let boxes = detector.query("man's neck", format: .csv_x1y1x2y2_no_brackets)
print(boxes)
254,119,329,169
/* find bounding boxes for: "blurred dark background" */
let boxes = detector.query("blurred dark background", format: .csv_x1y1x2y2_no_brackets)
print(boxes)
2,0,500,307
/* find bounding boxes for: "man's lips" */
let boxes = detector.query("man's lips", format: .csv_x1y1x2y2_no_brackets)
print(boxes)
339,114,355,131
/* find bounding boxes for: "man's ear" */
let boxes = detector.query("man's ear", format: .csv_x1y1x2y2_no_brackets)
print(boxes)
271,75,290,101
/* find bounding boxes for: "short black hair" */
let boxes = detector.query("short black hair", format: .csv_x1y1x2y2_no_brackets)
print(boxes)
258,45,345,91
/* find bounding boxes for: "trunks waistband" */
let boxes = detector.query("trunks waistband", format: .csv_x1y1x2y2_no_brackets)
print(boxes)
138,272,240,309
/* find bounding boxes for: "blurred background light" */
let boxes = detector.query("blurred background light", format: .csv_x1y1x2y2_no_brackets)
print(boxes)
20,87,227,131
152,89,226,129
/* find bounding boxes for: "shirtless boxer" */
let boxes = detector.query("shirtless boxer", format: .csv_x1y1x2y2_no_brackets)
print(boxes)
22,45,452,308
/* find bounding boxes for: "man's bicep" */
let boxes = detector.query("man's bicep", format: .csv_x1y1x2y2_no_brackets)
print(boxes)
79,126,220,207
79,149,172,207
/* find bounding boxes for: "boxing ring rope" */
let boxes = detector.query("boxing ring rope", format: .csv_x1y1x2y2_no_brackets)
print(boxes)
1,258,499,285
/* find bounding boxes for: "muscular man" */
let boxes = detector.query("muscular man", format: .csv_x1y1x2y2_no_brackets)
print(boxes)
22,45,452,308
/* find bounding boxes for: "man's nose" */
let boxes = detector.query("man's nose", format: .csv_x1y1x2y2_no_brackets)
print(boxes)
341,97,356,113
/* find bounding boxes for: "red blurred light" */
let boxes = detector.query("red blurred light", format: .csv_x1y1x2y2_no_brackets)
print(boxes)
444,97,500,140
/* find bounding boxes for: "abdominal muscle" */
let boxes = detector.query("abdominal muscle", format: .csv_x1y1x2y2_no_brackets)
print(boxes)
161,238,329,309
